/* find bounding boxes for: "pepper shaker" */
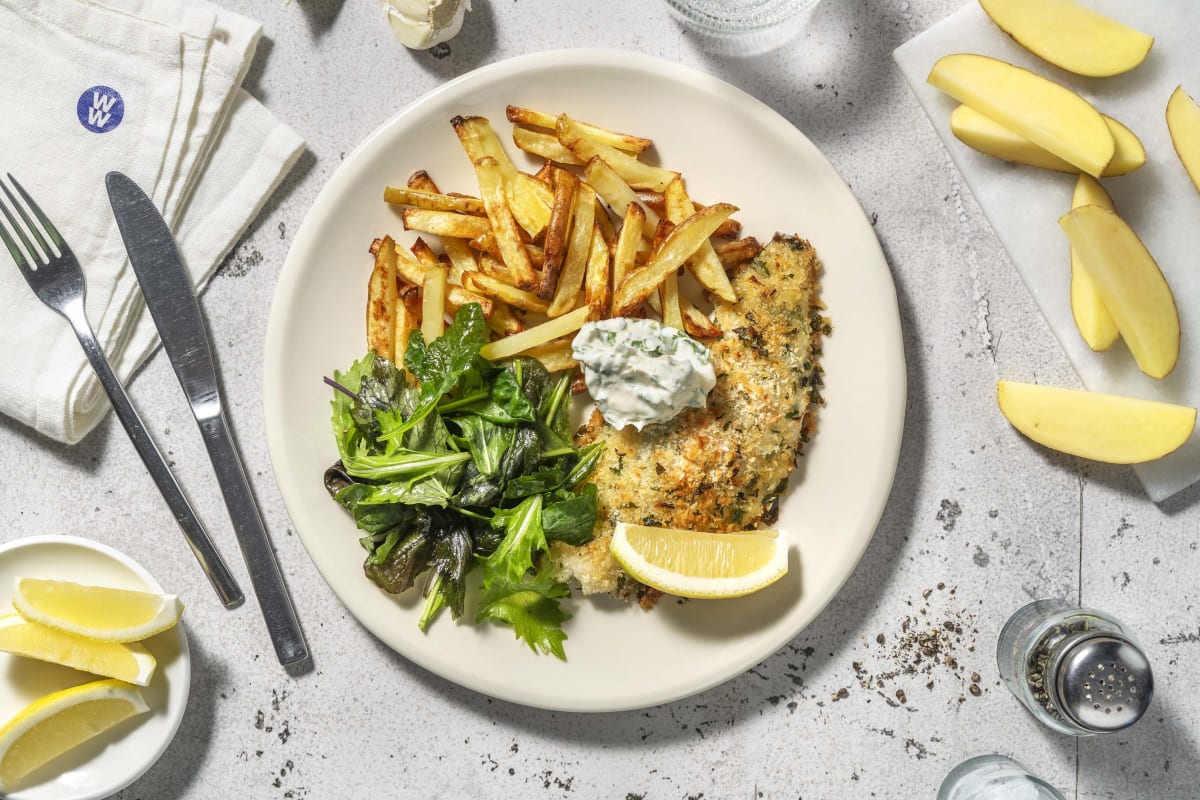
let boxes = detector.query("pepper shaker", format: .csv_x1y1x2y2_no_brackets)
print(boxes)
997,599,1153,736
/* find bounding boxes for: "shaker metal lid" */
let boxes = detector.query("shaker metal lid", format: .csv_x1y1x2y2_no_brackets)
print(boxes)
1055,634,1153,732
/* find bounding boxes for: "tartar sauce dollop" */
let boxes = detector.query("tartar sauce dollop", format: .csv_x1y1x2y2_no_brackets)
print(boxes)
571,317,716,431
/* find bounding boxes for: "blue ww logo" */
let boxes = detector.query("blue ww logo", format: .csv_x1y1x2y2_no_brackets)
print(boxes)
76,86,124,134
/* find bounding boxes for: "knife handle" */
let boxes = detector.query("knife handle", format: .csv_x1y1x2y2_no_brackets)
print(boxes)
198,412,309,665
63,301,244,608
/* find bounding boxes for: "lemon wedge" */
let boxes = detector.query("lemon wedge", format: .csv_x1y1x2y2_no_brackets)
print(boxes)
0,678,148,791
609,522,789,599
12,578,183,643
0,615,156,686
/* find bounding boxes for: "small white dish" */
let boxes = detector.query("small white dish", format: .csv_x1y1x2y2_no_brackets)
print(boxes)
0,535,191,799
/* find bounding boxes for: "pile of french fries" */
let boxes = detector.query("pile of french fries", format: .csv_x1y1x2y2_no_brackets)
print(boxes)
365,106,764,373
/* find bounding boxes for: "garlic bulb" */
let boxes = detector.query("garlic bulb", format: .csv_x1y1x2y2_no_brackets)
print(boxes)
381,0,471,50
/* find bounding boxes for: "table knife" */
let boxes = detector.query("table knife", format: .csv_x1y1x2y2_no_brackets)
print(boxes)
105,171,309,666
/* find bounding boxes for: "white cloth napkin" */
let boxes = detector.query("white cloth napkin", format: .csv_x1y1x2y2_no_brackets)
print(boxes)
895,1,1200,502
0,0,304,443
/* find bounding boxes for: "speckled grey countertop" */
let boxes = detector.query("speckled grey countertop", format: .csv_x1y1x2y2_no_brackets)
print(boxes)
2,0,1196,797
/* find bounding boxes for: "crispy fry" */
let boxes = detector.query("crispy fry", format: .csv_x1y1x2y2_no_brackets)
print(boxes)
513,127,583,165
402,208,491,240
479,305,591,361
422,266,447,340
538,167,577,299
714,236,763,267
393,291,418,366
411,236,440,268
370,239,495,316
636,189,666,216
506,105,653,154
650,218,675,256
697,204,743,239
384,186,486,215
468,231,502,259
533,161,555,185
522,338,579,372
473,156,538,290
442,237,477,284
485,299,524,336
407,170,439,192
557,115,676,191
584,226,611,319
659,272,684,330
594,198,616,247
463,271,550,313
613,203,737,316
366,234,398,359
612,203,644,292
663,176,737,303
477,253,513,282
508,173,553,238
547,183,596,317
526,244,545,268
452,115,549,238
583,157,660,239
680,295,722,339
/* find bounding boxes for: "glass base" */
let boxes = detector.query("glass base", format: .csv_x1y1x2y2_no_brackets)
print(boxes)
938,756,1066,800
665,0,822,57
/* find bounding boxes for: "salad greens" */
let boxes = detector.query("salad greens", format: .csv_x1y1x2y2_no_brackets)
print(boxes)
323,303,600,659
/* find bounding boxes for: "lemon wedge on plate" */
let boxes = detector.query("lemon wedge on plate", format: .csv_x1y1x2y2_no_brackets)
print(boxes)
0,678,148,791
609,522,789,599
12,578,183,643
0,615,156,686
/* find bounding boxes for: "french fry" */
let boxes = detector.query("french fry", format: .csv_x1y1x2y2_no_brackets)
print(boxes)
584,226,611,319
463,271,550,313
698,204,743,239
593,197,616,247
370,239,495,317
477,253,514,282
663,176,737,303
407,170,441,192
452,115,549,238
403,208,491,240
583,157,659,239
680,295,722,339
714,236,763,267
507,105,653,154
533,161,556,185
366,234,398,359
557,114,676,191
411,236,440,268
384,186,485,216
636,189,667,216
522,338,579,372
393,291,418,366
613,203,737,317
442,237,477,284
650,218,675,256
526,243,545,269
485,299,524,336
659,271,684,330
513,127,583,165
468,232,502,259
612,203,644,292
480,305,591,361
508,173,553,238
422,266,447,340
538,167,577,299
473,156,538,291
547,183,596,317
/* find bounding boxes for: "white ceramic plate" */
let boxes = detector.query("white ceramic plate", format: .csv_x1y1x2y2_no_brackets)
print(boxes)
265,50,905,711
0,535,190,798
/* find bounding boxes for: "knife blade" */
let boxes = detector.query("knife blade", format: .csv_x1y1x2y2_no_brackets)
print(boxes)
106,171,309,666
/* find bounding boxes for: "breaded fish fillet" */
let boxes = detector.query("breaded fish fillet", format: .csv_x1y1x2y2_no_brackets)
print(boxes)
550,234,826,599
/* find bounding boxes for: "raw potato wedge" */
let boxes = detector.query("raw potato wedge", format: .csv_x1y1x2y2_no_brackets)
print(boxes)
1166,86,1200,194
978,0,1153,78
1069,176,1119,352
928,54,1114,177
1059,205,1180,379
950,105,1144,177
997,381,1195,464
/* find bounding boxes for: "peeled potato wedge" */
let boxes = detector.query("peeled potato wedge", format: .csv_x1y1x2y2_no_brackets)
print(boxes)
978,0,1153,78
997,381,1195,464
949,105,1144,176
1166,85,1200,195
928,54,1114,177
1059,205,1179,379
1068,176,1119,352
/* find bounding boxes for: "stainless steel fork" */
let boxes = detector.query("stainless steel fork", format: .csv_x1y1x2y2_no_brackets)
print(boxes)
0,174,243,608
